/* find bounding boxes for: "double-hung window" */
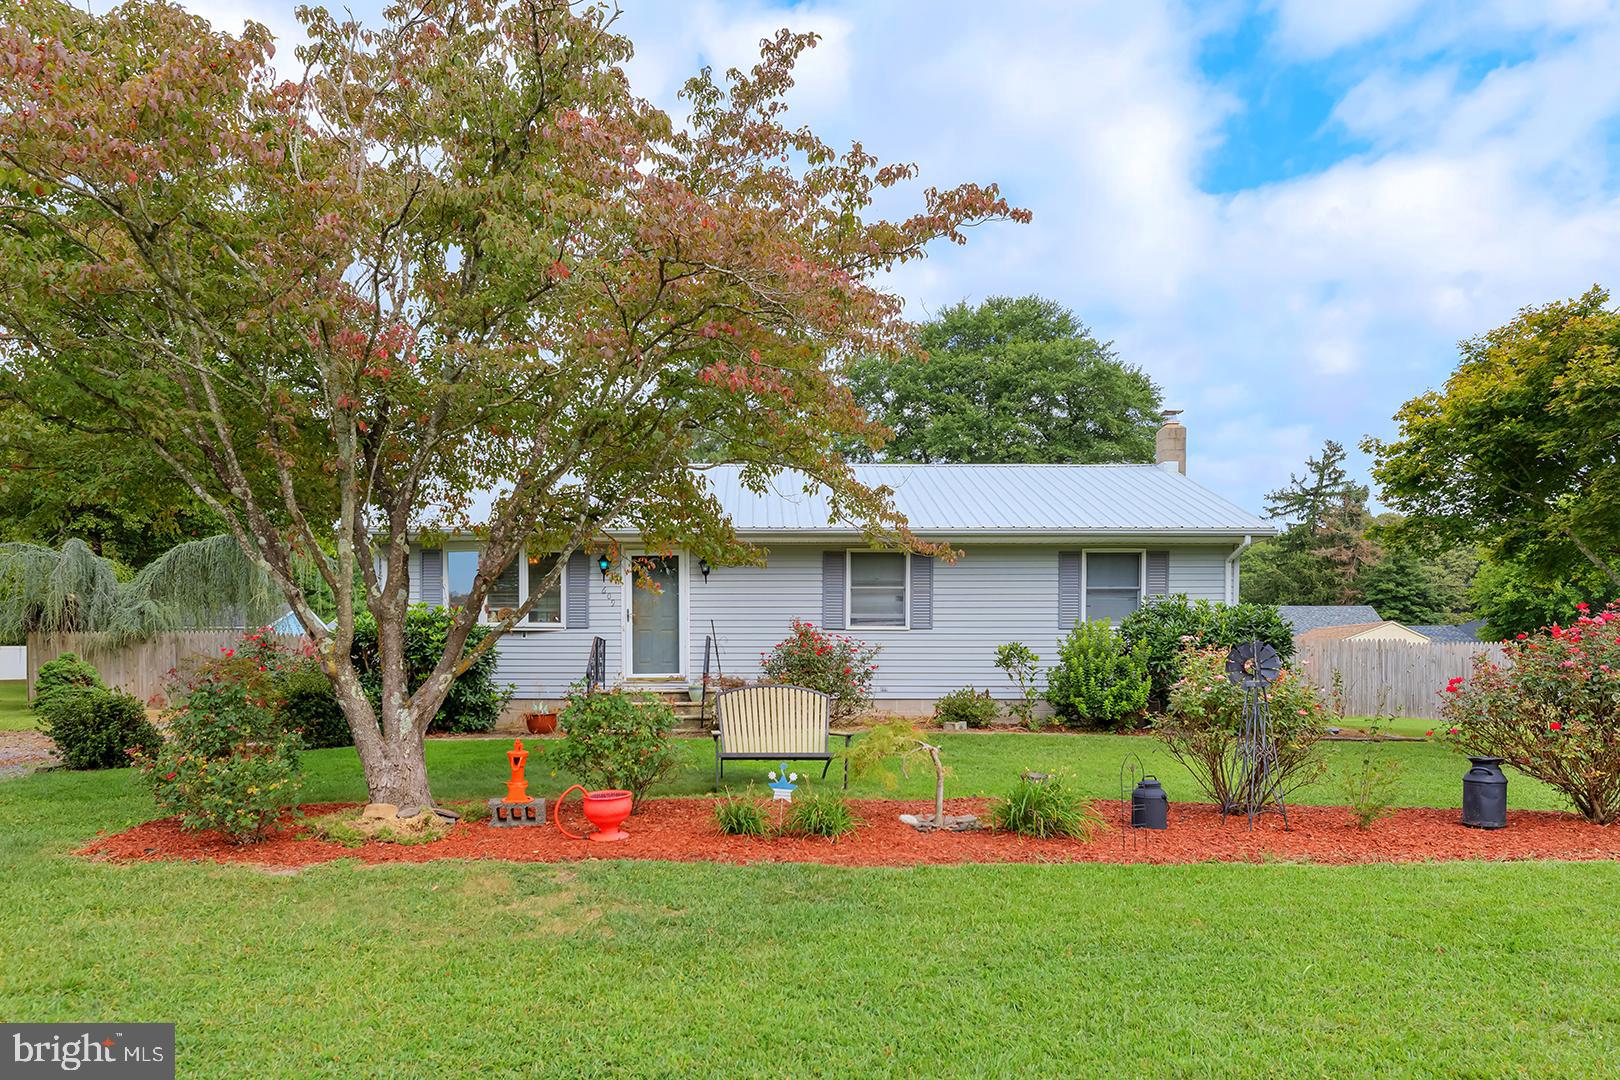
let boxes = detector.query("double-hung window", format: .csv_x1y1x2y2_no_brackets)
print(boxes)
1083,551,1144,624
444,545,564,626
523,552,564,627
848,551,908,629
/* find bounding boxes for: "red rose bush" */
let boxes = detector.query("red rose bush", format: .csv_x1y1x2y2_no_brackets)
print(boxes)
1442,603,1620,824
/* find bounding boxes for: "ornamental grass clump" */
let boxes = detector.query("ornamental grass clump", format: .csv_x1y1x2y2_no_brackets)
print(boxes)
760,619,880,721
713,789,771,837
1157,645,1329,809
990,774,1105,840
784,789,860,839
1441,603,1620,824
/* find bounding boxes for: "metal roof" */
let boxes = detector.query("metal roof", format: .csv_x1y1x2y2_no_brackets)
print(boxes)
1278,605,1384,633
429,463,1273,538
695,463,1272,537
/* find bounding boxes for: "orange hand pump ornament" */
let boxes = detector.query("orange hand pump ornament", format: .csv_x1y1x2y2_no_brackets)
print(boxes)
503,739,530,804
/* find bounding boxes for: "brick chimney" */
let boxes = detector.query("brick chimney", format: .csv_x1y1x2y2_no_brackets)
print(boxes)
1155,409,1186,474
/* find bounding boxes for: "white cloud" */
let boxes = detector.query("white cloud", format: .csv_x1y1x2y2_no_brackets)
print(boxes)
630,0,1620,511
1265,0,1426,58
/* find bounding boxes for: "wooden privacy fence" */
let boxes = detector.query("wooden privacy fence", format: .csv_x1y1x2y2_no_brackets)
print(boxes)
1293,639,1511,720
26,631,310,705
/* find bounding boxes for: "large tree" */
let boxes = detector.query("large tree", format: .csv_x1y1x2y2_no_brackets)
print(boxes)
1470,552,1618,641
1367,287,1620,591
1243,440,1376,604
0,0,1024,806
0,403,220,565
844,295,1162,463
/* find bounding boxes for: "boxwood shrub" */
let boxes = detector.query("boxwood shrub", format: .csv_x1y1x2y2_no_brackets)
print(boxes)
37,686,159,770
1117,595,1294,707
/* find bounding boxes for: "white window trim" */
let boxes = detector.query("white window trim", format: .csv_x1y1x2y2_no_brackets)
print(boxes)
1081,549,1146,626
444,542,566,629
845,549,911,631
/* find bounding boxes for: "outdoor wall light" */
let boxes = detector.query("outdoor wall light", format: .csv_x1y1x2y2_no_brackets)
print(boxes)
597,553,612,580
699,558,711,581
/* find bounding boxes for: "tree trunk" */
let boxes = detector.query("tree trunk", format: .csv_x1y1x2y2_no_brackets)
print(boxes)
365,737,434,808
329,664,437,808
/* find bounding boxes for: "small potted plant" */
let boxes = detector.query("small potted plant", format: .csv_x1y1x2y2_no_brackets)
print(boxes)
524,709,559,735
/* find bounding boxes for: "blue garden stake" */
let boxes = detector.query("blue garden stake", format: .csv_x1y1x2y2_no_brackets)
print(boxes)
767,763,798,803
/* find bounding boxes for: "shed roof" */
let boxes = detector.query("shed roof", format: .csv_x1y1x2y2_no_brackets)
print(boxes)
1295,621,1406,643
1278,605,1384,634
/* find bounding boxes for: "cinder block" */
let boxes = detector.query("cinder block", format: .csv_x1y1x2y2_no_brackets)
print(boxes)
487,797,546,826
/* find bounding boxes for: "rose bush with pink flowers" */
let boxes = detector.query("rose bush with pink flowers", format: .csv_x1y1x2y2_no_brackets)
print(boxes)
760,619,880,721
1441,602,1620,824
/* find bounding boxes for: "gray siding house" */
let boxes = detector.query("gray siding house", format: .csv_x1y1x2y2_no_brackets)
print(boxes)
407,456,1275,715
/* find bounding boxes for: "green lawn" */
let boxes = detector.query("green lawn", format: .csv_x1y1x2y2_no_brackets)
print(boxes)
0,680,32,731
2,734,1617,1077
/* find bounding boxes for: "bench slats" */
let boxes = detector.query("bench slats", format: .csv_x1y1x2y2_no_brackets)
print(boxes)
717,685,830,756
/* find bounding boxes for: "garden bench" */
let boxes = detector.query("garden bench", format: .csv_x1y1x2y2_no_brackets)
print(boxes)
712,685,851,789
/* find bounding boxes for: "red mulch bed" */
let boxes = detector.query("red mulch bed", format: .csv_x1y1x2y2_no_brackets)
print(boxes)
75,798,1620,869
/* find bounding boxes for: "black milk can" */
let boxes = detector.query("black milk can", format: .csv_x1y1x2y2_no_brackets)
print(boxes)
1131,776,1169,830
1462,756,1508,829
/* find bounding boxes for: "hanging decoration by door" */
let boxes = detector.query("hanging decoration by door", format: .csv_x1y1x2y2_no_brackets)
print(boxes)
1222,640,1288,830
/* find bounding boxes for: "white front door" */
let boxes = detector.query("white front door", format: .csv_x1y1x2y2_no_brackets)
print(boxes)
623,554,686,678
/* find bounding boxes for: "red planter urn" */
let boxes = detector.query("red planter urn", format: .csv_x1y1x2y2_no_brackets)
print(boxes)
554,785,633,843
525,711,559,735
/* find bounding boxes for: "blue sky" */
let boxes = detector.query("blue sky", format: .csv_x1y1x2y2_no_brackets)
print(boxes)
190,0,1620,512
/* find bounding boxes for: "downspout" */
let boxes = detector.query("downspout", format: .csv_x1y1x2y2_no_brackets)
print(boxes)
1225,535,1253,605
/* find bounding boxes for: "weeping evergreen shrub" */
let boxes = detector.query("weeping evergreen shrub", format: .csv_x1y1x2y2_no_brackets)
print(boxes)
0,536,281,643
1044,620,1151,729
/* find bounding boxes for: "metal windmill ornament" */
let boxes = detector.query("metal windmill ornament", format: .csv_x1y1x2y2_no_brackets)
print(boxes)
1223,640,1289,830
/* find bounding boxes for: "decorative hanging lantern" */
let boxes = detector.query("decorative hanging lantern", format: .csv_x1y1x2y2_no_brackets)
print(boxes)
699,557,712,581
1130,775,1169,830
597,553,612,580
1461,756,1508,829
